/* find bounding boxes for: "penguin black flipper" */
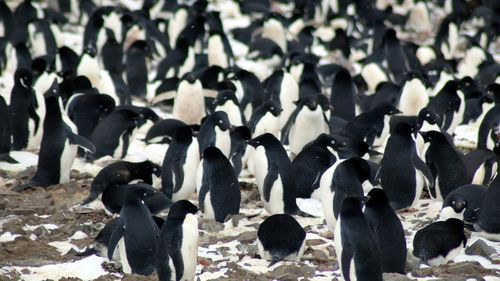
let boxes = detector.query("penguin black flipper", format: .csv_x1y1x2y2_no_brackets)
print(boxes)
120,130,133,159
170,246,184,281
68,131,96,154
340,241,355,280
107,219,125,260
172,162,184,193
411,148,434,187
198,176,209,213
280,108,299,144
263,163,279,203
0,154,18,164
162,165,174,199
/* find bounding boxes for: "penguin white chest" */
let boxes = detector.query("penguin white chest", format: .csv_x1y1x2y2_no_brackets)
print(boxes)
173,140,200,201
373,115,391,147
253,147,268,195
59,139,78,184
254,112,280,138
179,214,199,281
208,35,228,68
173,80,205,124
216,102,242,126
214,127,231,158
289,107,324,155
265,175,285,215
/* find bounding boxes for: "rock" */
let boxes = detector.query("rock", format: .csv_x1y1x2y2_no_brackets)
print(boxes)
32,226,50,238
269,264,315,279
307,249,329,262
199,220,224,232
465,239,496,258
230,214,246,227
306,239,326,247
383,273,414,281
411,261,495,277
405,251,422,271
237,231,257,243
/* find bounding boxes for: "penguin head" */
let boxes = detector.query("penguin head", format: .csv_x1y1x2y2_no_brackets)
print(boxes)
317,133,346,150
419,130,445,143
214,90,238,106
247,133,276,148
444,193,467,214
97,95,116,115
262,100,282,117
417,107,439,126
124,184,157,202
182,72,197,84
14,68,33,87
297,95,319,111
173,125,194,144
365,188,389,208
211,111,232,131
167,200,198,220
141,160,162,177
344,157,371,183
372,102,400,116
316,94,332,112
73,76,93,92
31,58,48,78
440,79,462,93
230,126,251,142
393,121,417,135
202,146,225,160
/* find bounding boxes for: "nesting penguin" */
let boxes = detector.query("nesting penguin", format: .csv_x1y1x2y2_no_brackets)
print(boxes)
198,147,240,222
440,184,487,224
413,218,467,266
156,200,199,281
257,214,306,266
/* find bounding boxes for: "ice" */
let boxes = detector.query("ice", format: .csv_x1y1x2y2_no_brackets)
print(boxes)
0,232,20,242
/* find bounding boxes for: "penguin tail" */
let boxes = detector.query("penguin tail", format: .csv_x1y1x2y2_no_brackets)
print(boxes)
81,191,99,205
0,154,18,164
269,254,286,267
75,248,99,257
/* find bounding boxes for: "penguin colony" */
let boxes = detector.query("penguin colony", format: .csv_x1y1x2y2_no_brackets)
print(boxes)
0,0,499,280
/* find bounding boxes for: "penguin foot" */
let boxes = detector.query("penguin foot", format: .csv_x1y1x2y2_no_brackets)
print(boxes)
12,183,37,192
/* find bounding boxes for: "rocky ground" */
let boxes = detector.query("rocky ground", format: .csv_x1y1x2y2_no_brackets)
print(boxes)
0,157,499,281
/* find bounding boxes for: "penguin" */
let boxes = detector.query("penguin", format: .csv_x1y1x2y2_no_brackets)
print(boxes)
66,93,116,141
87,107,141,161
9,68,39,151
161,126,200,202
213,90,245,127
340,102,400,148
101,28,123,74
197,111,232,158
247,100,282,138
145,119,198,144
77,44,100,87
57,46,79,76
155,38,195,80
198,147,240,223
171,73,205,125
319,157,371,232
262,70,299,129
398,73,430,116
413,218,467,266
420,131,470,201
102,183,171,215
229,126,251,177
0,96,16,163
230,68,265,121
463,149,496,185
292,133,344,199
364,188,407,274
330,68,356,121
282,95,330,157
477,105,500,150
156,200,199,281
126,40,151,98
335,196,383,281
378,122,434,210
207,30,233,68
257,214,306,266
439,184,487,225
107,185,159,275
23,81,96,189
474,141,500,241
81,160,161,205
382,29,409,84
247,133,311,216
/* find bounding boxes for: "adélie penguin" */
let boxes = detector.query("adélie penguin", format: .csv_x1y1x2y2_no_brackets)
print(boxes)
439,184,487,226
107,185,159,275
198,147,240,223
257,214,306,266
378,122,434,210
335,196,383,281
156,200,199,281
197,111,232,158
364,188,407,274
18,81,96,190
248,133,313,217
0,96,17,163
413,218,467,266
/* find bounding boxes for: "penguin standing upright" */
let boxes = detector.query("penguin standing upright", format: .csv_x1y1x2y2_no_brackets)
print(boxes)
379,122,434,210
248,100,282,138
213,90,245,126
421,131,470,201
364,188,407,274
330,68,356,121
282,95,329,157
257,214,306,266
398,73,429,116
413,218,467,266
126,40,151,98
197,111,232,158
161,126,200,202
263,70,299,129
319,157,371,232
107,186,159,275
248,133,310,216
156,200,199,281
0,96,16,163
229,126,251,176
172,74,205,125
77,45,100,87
9,68,38,151
335,197,383,281
198,147,240,222
24,81,96,189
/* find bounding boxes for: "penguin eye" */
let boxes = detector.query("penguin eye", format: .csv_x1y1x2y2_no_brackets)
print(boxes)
426,113,430,117
218,120,223,124
270,107,274,110
331,140,335,144
143,192,147,197
452,200,456,205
